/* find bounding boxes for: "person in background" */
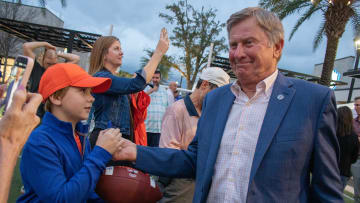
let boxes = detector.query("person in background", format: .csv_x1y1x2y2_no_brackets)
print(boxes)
17,63,122,202
23,41,80,117
352,96,360,202
167,81,177,105
173,90,182,101
0,87,42,203
337,106,359,191
88,28,169,151
159,67,230,203
145,70,168,147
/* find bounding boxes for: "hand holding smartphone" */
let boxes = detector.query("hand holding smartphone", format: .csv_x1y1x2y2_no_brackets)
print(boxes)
2,55,34,112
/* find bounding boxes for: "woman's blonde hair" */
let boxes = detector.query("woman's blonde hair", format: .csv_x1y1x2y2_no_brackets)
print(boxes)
89,36,119,75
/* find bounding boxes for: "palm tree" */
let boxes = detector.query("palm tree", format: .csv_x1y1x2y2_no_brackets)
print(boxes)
259,0,360,86
140,49,178,82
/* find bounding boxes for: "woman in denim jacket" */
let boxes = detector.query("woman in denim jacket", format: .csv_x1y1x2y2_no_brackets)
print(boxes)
88,28,169,151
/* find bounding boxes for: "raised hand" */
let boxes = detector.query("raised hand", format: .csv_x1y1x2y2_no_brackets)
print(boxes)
154,28,170,56
96,128,122,154
112,138,137,161
43,42,56,51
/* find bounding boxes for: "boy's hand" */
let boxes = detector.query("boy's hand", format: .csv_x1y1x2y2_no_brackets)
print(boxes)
96,128,122,154
112,138,137,161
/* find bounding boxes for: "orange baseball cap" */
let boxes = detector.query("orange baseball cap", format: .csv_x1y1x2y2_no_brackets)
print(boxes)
39,63,112,101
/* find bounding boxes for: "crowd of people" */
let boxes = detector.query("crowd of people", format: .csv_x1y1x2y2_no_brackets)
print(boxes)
0,6,359,203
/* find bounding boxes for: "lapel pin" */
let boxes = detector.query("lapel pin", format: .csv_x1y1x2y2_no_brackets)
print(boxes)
277,94,284,100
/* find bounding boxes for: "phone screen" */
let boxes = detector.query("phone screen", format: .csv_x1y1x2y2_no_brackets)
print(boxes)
2,55,34,113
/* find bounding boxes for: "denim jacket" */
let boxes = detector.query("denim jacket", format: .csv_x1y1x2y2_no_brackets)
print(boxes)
92,68,147,135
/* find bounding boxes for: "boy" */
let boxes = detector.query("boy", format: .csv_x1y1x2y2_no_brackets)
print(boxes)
17,63,122,202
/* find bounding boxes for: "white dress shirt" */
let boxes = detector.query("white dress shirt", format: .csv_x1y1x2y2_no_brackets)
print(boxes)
207,70,278,203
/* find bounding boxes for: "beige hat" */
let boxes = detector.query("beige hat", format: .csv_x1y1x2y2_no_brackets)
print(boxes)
199,67,230,87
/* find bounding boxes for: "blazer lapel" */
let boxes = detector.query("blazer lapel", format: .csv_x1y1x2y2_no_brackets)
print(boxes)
202,86,235,193
249,74,296,184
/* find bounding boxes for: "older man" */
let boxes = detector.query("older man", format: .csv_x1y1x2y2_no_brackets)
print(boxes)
114,7,343,203
159,67,229,203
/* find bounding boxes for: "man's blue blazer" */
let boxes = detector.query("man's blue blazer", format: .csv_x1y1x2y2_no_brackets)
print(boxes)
135,73,343,203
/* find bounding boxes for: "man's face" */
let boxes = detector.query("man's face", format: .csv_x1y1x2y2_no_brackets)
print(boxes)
228,17,283,86
169,82,177,92
355,99,360,115
152,73,161,86
43,49,58,69
199,81,218,100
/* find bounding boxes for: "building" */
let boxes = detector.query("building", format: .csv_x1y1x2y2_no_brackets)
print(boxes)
313,56,357,103
0,1,97,83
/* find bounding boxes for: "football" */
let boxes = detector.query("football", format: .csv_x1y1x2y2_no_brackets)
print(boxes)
96,166,163,203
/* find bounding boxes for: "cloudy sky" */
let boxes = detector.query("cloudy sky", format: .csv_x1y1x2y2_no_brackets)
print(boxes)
36,0,356,81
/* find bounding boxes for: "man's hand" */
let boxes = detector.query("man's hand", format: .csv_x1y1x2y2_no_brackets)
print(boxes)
112,138,137,161
0,87,42,203
96,128,122,154
147,85,159,95
154,28,169,56
152,85,159,92
0,87,42,152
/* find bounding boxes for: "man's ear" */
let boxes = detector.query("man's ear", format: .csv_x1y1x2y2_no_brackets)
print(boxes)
273,39,284,60
49,94,62,106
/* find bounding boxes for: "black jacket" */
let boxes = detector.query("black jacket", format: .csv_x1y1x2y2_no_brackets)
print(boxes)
338,131,359,177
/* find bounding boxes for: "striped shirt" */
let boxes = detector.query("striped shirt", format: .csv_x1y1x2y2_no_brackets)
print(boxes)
145,85,169,133
207,70,278,203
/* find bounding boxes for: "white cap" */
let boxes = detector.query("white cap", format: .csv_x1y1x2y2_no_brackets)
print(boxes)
199,67,230,87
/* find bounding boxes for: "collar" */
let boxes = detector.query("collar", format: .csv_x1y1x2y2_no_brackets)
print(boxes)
184,94,199,117
42,112,89,136
231,69,278,98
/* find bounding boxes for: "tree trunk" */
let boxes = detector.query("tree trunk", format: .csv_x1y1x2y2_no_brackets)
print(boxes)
186,77,193,90
319,36,339,86
319,3,352,86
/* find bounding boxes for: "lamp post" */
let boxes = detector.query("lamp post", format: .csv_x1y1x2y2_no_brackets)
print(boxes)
347,37,360,103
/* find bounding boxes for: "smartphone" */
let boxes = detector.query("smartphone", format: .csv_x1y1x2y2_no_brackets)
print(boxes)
2,55,34,112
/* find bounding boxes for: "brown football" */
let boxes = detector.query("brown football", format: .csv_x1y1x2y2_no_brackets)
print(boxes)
96,166,162,203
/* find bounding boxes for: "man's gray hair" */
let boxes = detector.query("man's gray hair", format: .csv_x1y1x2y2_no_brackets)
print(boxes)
227,7,284,45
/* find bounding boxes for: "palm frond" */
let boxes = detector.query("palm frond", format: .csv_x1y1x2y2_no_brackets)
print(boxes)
351,9,360,37
313,19,326,51
259,0,312,20
289,5,321,40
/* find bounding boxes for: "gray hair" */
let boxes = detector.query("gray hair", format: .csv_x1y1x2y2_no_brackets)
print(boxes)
227,7,284,45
